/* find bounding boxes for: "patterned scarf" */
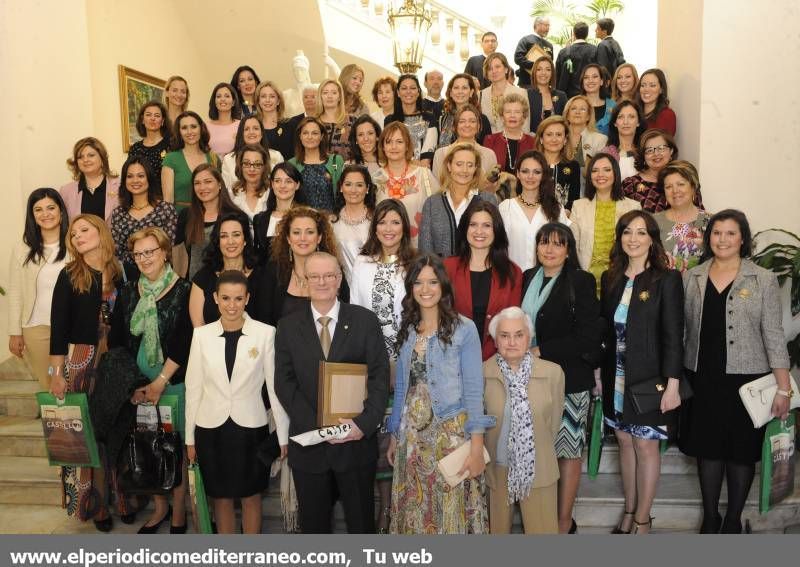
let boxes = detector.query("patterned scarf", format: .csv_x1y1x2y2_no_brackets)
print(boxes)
130,264,176,367
496,351,536,503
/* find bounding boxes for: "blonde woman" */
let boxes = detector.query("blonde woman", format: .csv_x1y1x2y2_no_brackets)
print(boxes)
164,75,189,126
339,63,369,117
611,63,639,103
316,79,357,161
563,95,608,171
255,80,302,160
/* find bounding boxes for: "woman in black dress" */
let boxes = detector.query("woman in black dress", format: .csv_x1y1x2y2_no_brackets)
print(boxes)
185,270,287,534
680,210,792,533
521,222,603,533
127,101,171,181
109,227,192,534
252,162,306,264
188,209,262,327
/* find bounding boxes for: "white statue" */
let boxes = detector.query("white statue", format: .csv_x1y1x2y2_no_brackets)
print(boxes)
282,49,342,118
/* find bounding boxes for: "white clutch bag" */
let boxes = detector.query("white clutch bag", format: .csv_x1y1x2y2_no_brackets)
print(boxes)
738,373,800,428
437,442,491,488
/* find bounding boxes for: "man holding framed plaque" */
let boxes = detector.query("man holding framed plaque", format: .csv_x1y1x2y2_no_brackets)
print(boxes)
275,251,390,533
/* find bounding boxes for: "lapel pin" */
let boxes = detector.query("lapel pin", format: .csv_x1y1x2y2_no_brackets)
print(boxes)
344,325,349,330
738,288,751,299
248,347,259,359
639,290,650,302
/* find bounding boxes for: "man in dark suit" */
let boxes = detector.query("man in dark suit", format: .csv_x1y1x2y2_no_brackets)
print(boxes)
275,251,389,534
465,31,498,89
555,22,598,98
595,18,625,79
514,17,554,87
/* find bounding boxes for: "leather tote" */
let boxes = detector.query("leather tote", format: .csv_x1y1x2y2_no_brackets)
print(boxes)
627,376,694,415
738,373,800,428
118,404,183,494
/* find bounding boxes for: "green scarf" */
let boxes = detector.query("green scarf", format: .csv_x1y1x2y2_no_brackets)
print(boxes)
130,264,177,367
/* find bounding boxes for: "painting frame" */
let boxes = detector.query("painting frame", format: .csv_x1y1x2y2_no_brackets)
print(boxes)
118,65,166,152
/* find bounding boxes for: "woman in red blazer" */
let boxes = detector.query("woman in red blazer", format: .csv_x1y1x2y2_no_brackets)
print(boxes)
444,199,522,360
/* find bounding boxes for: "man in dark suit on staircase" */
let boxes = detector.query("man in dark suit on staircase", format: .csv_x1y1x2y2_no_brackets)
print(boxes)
514,16,554,87
465,31,498,89
275,251,389,534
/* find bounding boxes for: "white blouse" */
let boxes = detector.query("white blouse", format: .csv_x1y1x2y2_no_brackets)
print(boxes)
333,220,370,286
499,198,571,272
349,255,406,324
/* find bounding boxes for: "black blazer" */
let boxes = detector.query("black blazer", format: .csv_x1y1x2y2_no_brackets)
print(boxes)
522,267,603,394
274,302,390,473
254,261,350,326
599,268,684,426
527,88,568,133
464,54,489,89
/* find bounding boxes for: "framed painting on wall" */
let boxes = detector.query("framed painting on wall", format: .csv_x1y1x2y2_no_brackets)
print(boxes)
118,65,166,152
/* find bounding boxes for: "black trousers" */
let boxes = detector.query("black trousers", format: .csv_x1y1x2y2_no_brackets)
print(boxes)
292,462,377,534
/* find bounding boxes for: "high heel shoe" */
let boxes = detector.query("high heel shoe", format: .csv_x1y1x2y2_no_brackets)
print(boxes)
170,515,188,535
137,505,172,534
611,510,634,534
632,516,654,534
93,510,113,533
700,512,722,534
568,518,578,534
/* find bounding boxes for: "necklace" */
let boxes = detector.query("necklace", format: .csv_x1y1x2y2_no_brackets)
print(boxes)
503,131,520,172
292,268,307,289
341,207,369,226
380,253,398,264
415,329,437,344
130,201,151,211
517,193,539,208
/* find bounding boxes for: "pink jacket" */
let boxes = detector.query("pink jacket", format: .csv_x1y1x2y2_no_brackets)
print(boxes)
59,177,120,225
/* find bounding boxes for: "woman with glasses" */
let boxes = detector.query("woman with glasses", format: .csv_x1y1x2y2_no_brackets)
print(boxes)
622,129,678,213
111,158,177,280
228,144,271,220
49,214,126,531
221,115,284,191
109,227,192,534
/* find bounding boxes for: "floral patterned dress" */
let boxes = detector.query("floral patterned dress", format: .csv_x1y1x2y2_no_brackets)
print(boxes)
654,209,711,274
390,349,489,534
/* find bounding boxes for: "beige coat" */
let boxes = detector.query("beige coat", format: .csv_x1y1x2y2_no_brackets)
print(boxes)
484,353,565,490
570,197,641,270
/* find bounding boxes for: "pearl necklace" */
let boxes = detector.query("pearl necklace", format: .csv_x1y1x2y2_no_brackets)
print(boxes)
340,207,369,226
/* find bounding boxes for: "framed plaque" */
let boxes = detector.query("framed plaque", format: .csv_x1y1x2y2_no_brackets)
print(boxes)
317,361,368,427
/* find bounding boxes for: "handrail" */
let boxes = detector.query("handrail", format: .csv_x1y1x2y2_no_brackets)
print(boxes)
426,0,488,36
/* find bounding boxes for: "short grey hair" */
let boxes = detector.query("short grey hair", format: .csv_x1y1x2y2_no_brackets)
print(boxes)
534,16,550,27
304,251,342,274
487,306,534,340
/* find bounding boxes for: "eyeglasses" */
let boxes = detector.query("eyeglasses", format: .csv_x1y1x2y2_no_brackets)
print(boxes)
306,273,340,283
132,247,161,261
242,161,265,169
644,144,671,155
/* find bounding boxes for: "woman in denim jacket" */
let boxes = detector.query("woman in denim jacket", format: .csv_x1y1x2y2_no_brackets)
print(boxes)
387,253,495,534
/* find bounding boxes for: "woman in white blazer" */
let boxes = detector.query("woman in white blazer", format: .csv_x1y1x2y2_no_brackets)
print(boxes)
7,188,70,388
185,270,288,534
348,198,415,532
569,153,640,294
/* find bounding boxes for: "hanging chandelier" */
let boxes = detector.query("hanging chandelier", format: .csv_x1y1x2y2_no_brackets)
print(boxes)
387,0,432,74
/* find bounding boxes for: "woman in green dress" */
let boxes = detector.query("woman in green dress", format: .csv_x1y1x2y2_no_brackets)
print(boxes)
161,111,218,211
109,226,192,534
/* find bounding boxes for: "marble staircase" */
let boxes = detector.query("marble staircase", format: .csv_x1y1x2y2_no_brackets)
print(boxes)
1,355,798,534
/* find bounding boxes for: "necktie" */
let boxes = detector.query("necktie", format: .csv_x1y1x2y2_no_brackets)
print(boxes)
318,316,332,358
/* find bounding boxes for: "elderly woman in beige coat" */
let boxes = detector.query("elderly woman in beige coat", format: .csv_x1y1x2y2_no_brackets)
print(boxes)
484,307,565,534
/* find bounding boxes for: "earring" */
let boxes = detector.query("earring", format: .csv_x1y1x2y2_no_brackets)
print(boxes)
289,248,294,263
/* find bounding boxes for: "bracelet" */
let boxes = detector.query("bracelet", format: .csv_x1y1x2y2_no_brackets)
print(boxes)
158,373,171,386
776,388,793,399
47,365,62,377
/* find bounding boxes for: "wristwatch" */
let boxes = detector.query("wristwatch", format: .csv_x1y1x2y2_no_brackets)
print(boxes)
776,388,794,399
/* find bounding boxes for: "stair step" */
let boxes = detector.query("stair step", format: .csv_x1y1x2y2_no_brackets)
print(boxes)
575,462,800,531
0,357,36,382
0,456,62,505
582,444,697,475
0,416,46,457
0,381,41,417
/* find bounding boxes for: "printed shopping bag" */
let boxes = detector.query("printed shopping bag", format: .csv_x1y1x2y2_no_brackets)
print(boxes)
136,395,180,433
188,463,213,534
36,392,100,468
759,413,796,514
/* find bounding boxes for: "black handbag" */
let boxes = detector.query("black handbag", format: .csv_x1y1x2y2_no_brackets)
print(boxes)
118,403,183,494
627,376,694,415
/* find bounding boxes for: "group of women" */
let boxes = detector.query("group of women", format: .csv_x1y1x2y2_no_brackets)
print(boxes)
6,58,792,536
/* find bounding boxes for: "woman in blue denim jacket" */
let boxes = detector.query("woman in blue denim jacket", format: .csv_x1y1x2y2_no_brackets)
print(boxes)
387,253,495,534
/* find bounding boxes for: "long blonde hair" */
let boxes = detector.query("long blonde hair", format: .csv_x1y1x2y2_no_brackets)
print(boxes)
339,64,366,115
65,214,122,294
255,80,286,123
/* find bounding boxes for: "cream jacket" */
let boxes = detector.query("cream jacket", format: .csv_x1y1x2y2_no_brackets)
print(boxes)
6,242,69,335
570,197,641,270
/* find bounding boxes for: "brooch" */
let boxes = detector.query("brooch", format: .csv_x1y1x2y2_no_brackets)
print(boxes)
563,166,572,175
277,127,283,136
636,183,647,193
738,288,751,299
639,291,650,302
248,347,259,359
160,150,166,159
